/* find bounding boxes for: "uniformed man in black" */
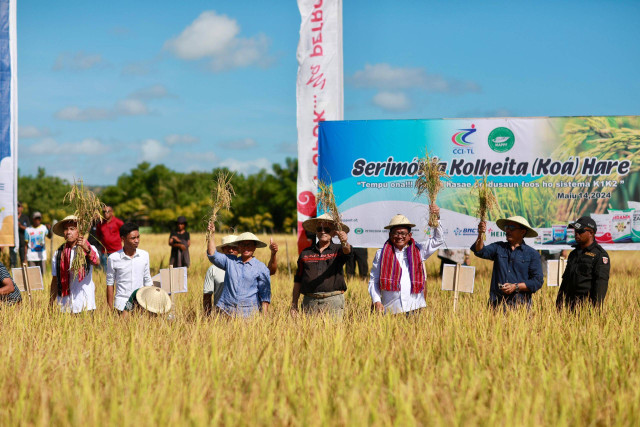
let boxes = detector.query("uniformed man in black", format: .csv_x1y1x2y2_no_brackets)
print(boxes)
556,216,610,309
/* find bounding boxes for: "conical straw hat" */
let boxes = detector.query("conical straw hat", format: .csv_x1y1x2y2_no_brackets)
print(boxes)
53,215,79,237
302,213,350,233
234,232,267,248
136,286,172,314
496,216,538,238
384,214,416,230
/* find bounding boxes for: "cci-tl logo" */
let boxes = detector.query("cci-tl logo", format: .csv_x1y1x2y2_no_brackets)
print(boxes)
451,124,476,155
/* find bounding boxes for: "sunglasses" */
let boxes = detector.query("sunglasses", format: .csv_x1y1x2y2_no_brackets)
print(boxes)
575,228,592,235
391,231,410,237
503,224,524,231
316,226,332,233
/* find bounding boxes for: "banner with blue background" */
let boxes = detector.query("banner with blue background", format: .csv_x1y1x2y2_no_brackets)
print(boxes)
318,116,640,250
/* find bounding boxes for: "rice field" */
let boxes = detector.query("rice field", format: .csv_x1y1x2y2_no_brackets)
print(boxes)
1,231,639,426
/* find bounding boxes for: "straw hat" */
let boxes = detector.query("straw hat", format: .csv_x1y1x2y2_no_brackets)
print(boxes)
53,215,79,237
302,213,350,233
217,235,238,251
496,216,538,238
135,286,172,314
234,232,267,248
384,214,416,230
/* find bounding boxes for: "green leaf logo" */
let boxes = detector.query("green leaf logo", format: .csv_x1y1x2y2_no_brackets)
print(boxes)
488,127,515,153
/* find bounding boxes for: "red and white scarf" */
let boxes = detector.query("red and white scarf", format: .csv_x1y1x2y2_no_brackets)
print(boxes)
379,239,425,294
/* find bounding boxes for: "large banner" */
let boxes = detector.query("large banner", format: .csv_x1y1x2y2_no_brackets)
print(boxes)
319,116,640,250
296,0,343,253
0,0,17,247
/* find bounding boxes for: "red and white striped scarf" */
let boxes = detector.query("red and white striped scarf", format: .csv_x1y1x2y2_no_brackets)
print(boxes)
379,239,425,294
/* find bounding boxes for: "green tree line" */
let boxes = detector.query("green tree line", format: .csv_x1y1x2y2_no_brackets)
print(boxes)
18,158,298,233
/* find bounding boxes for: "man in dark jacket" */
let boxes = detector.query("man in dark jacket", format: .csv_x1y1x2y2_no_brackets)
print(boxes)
556,216,610,309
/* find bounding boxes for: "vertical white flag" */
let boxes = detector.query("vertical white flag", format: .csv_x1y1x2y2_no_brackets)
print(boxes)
296,0,343,253
0,0,18,247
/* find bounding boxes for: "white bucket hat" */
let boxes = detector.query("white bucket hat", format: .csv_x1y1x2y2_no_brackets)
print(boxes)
384,214,416,230
217,235,238,251
302,213,350,233
136,286,172,314
53,215,79,237
234,232,267,248
496,216,538,238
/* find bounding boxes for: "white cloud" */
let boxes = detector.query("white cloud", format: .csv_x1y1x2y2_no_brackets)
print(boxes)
165,134,199,145
141,139,170,162
19,126,51,139
164,10,272,71
54,106,112,121
28,137,108,155
218,137,257,150
129,84,172,100
219,157,272,174
351,63,480,93
115,99,149,116
53,51,106,71
372,91,411,112
277,141,297,154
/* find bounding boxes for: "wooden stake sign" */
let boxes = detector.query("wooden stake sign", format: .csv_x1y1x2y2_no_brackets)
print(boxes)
12,264,44,302
153,266,188,295
441,263,475,312
546,258,567,287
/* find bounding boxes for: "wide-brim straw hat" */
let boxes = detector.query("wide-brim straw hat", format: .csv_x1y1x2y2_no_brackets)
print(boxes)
53,215,79,237
302,213,350,233
234,232,267,248
136,286,172,314
496,216,538,238
384,214,416,230
217,235,238,251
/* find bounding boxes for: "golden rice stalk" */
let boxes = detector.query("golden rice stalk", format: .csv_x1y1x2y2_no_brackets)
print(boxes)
317,180,343,233
473,174,499,241
206,172,235,241
415,151,449,227
64,179,105,278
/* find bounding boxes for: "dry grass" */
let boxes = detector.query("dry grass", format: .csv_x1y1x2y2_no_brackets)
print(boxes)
317,180,344,232
415,151,449,227
474,175,500,240
206,172,235,241
1,231,639,425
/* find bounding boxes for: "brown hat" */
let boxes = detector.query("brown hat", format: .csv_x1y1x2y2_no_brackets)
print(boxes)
302,213,350,233
496,216,538,238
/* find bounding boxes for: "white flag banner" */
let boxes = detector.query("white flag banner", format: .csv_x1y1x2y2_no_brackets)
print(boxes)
296,0,343,253
0,0,18,247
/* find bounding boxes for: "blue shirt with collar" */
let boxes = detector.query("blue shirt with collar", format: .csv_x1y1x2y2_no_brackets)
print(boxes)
471,241,543,307
208,251,271,317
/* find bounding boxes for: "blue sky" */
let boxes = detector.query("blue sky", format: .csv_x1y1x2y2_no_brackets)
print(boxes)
17,0,640,185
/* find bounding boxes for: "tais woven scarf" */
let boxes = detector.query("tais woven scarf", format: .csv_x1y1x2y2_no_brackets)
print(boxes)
379,238,425,294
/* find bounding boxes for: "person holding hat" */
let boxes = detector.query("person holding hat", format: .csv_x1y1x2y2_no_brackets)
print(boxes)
106,222,153,312
473,216,543,309
291,213,351,317
50,215,100,313
121,286,171,318
207,224,271,317
169,216,190,268
203,235,238,316
24,211,52,276
369,206,444,315
556,216,610,309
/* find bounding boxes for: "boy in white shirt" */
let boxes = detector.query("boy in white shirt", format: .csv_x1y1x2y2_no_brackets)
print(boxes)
24,211,51,275
106,222,152,312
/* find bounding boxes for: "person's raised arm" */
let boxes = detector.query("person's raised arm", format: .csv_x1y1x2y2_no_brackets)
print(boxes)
206,223,216,256
473,221,486,252
268,237,278,275
335,230,351,255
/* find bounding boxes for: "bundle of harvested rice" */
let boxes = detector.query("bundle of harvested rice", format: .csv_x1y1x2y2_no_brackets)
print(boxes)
415,151,449,227
206,171,235,240
473,174,499,241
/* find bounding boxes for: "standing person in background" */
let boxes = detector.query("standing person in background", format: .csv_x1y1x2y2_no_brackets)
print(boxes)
169,216,190,268
345,247,369,280
50,215,100,314
95,206,124,270
11,202,29,268
368,207,444,316
106,222,153,312
203,235,238,316
24,211,51,276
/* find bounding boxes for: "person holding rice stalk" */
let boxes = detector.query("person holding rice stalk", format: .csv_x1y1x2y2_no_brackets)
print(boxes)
369,206,444,315
291,213,351,317
50,215,101,313
207,224,271,317
472,216,543,309
203,235,238,316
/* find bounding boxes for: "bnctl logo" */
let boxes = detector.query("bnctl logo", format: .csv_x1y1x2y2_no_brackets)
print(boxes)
451,124,476,155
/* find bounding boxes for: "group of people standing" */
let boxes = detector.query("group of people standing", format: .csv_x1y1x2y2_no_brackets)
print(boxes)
0,201,611,316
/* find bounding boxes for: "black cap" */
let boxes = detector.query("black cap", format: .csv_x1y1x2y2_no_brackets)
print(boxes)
568,216,597,233
176,216,187,224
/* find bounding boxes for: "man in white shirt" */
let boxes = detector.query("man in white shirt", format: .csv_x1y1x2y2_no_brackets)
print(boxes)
369,206,444,315
106,222,152,312
203,235,238,316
